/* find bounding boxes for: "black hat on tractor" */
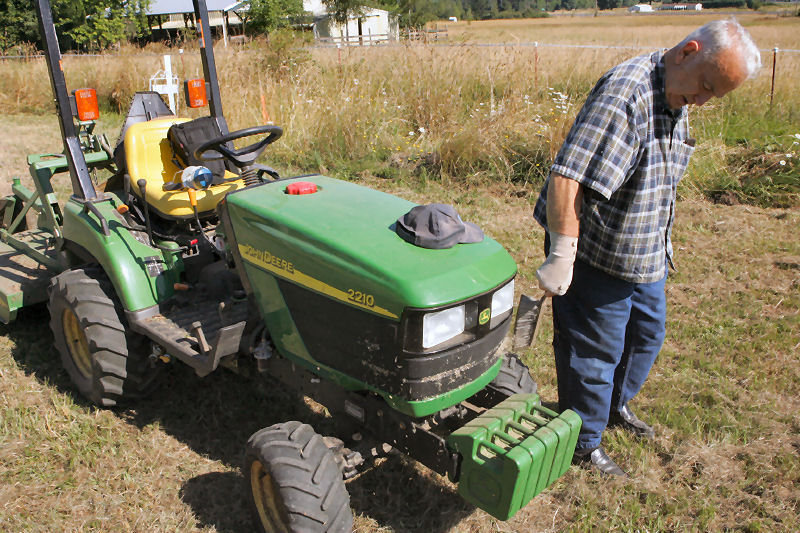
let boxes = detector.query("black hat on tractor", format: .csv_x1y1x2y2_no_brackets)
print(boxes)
395,204,484,249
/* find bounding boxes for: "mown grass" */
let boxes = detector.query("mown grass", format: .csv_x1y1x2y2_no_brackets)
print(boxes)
1,13,799,532
1,164,797,531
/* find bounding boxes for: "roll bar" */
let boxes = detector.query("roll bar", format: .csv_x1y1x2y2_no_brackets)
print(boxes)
34,0,228,200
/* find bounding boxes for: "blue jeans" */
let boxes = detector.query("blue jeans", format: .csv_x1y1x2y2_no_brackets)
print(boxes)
552,259,667,451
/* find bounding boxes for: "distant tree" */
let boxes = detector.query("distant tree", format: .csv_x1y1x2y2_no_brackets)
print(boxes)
0,0,40,51
243,0,304,35
322,0,366,24
0,0,150,51
597,0,620,8
52,0,150,50
470,0,497,19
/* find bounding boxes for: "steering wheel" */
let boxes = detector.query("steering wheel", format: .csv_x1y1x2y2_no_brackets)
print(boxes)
194,125,283,169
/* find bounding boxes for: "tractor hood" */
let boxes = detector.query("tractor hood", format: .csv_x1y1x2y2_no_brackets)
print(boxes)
225,175,517,320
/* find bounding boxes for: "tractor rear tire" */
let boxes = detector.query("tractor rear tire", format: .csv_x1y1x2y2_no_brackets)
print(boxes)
245,421,353,533
489,353,537,396
48,267,159,407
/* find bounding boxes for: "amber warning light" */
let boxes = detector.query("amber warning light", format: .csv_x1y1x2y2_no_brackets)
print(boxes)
73,88,99,121
184,79,207,108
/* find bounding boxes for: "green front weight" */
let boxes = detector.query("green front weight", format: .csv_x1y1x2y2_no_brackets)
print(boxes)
447,394,582,520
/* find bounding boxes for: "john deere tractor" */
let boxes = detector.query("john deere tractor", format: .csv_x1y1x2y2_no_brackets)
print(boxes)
1,0,581,530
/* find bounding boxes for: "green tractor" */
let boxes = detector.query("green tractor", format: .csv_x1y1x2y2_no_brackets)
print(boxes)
4,0,581,529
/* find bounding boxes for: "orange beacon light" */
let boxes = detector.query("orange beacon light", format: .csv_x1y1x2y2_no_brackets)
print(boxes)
184,79,208,108
73,88,99,121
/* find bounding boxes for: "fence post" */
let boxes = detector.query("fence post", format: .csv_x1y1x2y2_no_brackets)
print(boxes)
770,47,778,108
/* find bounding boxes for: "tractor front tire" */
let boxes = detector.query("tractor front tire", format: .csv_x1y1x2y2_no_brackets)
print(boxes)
245,421,353,533
490,353,537,396
48,267,159,407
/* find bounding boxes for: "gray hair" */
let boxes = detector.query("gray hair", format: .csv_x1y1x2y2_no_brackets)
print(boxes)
679,18,762,79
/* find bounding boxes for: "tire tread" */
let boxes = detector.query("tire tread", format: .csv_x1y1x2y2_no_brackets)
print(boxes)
245,422,353,532
48,266,159,406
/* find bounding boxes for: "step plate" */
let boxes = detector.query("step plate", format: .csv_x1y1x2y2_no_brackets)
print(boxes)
447,394,581,520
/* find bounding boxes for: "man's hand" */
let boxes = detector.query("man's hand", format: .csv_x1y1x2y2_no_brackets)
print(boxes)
536,231,578,296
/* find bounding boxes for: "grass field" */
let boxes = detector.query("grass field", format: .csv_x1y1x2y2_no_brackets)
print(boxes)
446,10,800,49
1,12,799,532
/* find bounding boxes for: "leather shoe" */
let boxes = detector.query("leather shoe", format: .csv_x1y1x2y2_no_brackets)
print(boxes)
609,405,655,439
573,447,627,477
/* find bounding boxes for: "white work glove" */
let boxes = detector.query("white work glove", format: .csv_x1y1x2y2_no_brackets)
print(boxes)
536,231,578,296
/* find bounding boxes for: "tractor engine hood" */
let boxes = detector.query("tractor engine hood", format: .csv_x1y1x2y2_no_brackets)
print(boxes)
224,175,517,321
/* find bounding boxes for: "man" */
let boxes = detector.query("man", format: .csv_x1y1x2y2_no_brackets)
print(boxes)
533,19,761,476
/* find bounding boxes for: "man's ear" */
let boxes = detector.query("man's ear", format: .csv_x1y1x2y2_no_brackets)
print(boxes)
675,40,701,64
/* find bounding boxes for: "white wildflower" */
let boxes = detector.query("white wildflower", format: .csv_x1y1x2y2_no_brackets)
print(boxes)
409,131,415,136
779,160,786,166
418,127,426,134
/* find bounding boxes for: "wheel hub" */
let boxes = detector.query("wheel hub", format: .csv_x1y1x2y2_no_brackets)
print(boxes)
62,309,92,379
250,460,290,532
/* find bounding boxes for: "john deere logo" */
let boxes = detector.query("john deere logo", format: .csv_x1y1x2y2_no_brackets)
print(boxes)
478,308,491,325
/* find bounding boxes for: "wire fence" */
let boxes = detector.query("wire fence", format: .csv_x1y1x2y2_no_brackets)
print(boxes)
1,40,798,58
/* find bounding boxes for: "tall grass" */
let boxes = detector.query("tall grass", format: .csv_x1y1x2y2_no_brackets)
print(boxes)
0,13,797,205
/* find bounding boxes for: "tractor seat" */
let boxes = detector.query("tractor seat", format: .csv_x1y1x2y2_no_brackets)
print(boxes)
124,117,245,219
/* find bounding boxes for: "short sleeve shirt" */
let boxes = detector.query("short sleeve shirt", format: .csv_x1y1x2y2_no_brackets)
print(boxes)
533,51,694,283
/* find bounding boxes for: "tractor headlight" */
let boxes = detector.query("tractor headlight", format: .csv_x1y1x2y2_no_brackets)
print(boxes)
422,305,465,349
491,279,514,320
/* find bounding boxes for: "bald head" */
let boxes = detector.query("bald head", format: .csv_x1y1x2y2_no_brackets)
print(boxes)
677,18,762,79
663,19,760,110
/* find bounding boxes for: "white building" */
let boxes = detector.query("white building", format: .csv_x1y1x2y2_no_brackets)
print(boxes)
658,3,703,10
146,0,247,45
145,0,398,46
303,0,398,45
629,4,654,12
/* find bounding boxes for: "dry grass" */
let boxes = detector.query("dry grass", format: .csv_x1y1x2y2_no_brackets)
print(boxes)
0,116,798,531
1,11,797,206
446,11,800,49
1,13,799,532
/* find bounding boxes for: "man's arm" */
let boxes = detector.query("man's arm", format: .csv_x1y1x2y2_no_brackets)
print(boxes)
537,174,583,296
546,174,582,237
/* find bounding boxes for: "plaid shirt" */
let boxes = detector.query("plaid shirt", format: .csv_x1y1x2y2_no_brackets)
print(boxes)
534,51,694,283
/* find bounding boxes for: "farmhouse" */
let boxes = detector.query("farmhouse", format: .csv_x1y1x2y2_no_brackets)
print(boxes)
145,0,398,46
304,0,398,45
659,3,703,10
146,0,247,44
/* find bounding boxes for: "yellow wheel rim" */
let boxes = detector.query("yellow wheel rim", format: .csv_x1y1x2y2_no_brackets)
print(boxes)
62,309,92,379
250,460,290,533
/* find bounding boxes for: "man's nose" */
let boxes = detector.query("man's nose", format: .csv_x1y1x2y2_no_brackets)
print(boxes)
695,93,712,106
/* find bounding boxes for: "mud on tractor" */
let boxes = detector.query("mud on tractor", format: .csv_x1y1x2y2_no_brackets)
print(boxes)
2,1,581,529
